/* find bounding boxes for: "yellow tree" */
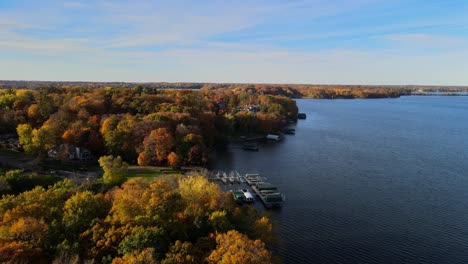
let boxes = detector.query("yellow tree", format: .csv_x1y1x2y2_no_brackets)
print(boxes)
112,248,158,264
16,124,35,154
107,177,150,225
178,176,222,218
63,191,110,235
207,230,272,264
252,216,273,244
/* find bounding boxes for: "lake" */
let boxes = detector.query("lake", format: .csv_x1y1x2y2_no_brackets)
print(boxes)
210,96,468,264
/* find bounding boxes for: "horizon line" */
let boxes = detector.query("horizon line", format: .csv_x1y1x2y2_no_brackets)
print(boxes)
1,80,467,88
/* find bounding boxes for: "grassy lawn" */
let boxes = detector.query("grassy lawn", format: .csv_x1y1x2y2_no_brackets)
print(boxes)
125,166,181,179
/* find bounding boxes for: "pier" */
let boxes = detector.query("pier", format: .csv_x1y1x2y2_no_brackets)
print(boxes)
208,171,285,208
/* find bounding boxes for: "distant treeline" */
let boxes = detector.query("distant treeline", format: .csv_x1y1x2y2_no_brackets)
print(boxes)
0,81,205,90
202,84,468,99
202,84,407,99
2,81,467,99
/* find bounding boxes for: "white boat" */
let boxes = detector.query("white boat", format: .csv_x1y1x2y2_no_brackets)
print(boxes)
240,189,255,203
266,134,281,141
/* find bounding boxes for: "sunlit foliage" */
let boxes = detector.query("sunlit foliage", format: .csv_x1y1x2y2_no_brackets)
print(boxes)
98,155,128,185
6,86,296,165
207,230,272,264
0,175,274,263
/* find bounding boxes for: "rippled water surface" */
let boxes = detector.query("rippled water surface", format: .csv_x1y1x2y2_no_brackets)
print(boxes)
211,96,468,264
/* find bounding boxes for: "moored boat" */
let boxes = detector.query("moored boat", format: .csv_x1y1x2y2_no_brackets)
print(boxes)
231,190,245,203
240,188,255,203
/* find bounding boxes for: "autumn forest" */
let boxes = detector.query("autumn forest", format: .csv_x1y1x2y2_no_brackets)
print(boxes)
0,84,298,263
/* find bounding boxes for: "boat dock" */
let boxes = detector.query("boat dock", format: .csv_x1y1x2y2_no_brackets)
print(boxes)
208,170,243,184
208,171,285,208
244,174,285,208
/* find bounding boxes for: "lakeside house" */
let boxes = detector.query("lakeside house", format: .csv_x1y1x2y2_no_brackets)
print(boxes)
48,144,92,161
0,134,20,151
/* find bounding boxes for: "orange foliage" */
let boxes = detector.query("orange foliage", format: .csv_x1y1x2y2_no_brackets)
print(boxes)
137,151,151,166
167,152,181,169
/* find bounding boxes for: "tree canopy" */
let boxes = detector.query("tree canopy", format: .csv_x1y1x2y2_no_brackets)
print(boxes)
3,86,297,165
0,174,274,263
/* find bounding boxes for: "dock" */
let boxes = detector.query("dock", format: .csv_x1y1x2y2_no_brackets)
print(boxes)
207,171,285,208
208,170,243,184
244,174,285,208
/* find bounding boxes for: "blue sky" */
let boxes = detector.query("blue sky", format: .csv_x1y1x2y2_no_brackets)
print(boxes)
1,0,467,85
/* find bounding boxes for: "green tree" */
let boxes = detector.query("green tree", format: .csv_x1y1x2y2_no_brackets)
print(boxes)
17,124,36,155
17,123,57,158
31,124,57,157
208,210,233,233
63,191,110,235
36,87,55,122
98,155,128,185
118,226,168,259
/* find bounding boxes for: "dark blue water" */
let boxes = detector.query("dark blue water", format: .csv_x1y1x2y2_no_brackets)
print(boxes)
211,96,468,264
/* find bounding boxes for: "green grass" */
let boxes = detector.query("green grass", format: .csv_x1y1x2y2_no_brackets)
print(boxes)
125,166,181,179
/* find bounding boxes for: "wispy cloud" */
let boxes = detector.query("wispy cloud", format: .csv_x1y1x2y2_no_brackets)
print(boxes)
0,0,467,84
383,34,468,49
0,36,94,52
